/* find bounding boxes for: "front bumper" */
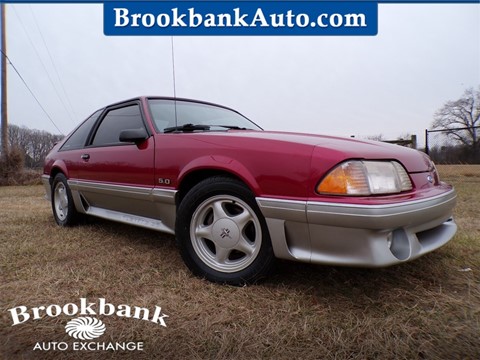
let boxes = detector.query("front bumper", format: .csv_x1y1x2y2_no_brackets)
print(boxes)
256,189,457,267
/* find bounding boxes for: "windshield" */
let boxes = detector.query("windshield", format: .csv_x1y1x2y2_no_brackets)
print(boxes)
147,99,262,133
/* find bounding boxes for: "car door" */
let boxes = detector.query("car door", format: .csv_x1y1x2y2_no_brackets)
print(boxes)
74,101,157,218
56,110,103,180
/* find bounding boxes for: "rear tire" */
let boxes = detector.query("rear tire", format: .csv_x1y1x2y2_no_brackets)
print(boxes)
176,176,275,285
51,173,80,227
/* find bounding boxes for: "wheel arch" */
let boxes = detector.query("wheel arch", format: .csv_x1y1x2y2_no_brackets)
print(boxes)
176,169,253,207
48,161,69,184
176,158,261,207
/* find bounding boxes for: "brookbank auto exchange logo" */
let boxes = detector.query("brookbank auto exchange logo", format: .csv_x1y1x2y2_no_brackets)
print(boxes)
65,317,106,340
7,298,168,352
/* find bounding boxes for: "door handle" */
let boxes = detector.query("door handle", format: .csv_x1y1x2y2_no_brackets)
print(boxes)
81,154,90,160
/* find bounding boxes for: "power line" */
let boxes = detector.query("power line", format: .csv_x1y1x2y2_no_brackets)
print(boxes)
12,5,75,125
29,5,78,121
0,49,63,134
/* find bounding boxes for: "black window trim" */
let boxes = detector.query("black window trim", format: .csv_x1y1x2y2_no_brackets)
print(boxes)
58,108,104,152
86,100,151,149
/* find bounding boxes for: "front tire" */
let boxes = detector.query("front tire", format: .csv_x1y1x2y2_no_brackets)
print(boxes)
51,173,80,227
176,177,275,285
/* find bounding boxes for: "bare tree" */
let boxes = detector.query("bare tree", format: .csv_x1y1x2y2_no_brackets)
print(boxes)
8,124,63,168
432,87,480,151
365,134,384,141
8,124,30,151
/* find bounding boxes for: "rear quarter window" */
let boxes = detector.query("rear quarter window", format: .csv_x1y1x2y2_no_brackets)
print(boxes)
60,110,102,151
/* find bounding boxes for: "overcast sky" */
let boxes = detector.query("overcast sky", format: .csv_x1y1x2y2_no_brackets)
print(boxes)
6,3,480,145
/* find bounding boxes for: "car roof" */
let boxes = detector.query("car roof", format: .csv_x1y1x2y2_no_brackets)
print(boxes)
104,96,241,115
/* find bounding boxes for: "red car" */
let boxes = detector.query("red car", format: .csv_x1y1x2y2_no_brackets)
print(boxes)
43,97,457,285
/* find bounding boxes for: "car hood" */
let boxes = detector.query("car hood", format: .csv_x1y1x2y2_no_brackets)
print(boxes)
201,130,432,173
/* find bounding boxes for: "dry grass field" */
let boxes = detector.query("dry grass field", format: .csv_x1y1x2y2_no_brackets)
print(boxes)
1,165,479,359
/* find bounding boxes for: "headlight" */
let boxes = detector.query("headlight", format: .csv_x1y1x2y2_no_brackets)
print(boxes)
317,160,412,196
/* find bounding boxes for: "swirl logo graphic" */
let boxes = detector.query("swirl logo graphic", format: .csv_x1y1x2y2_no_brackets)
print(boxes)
65,317,106,340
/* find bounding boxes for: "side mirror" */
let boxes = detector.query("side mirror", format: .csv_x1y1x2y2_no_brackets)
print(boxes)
119,128,148,144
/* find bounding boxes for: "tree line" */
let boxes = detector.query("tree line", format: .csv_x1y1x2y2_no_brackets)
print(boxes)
6,124,63,168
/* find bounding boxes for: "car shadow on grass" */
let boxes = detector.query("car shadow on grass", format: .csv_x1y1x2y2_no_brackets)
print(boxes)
77,215,455,303
263,251,455,306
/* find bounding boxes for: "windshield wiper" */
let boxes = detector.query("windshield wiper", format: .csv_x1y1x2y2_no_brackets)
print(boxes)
164,124,210,133
164,124,251,133
210,125,249,130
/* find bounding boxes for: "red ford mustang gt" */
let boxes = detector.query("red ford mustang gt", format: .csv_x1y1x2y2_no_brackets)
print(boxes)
43,97,457,284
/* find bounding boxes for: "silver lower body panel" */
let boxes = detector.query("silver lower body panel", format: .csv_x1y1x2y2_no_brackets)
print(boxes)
256,189,457,267
43,176,177,234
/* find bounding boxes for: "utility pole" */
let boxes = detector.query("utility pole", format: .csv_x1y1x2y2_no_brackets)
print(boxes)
424,129,429,155
1,3,8,158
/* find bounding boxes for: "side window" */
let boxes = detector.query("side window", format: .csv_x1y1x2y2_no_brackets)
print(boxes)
60,110,102,151
91,104,145,147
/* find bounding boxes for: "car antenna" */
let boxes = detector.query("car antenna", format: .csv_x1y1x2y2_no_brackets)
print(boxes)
170,36,178,128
